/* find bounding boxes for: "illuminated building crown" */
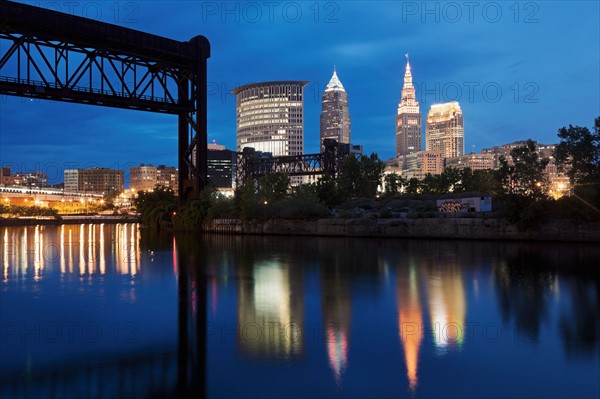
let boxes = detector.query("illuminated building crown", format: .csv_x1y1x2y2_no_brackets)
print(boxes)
325,67,346,92
398,53,419,115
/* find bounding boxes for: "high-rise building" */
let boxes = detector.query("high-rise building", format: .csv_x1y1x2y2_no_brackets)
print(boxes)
207,143,236,189
396,54,422,157
232,81,307,157
64,168,124,195
320,68,351,152
426,101,464,159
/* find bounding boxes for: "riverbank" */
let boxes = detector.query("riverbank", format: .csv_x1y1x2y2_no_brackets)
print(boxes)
203,217,600,242
0,215,140,227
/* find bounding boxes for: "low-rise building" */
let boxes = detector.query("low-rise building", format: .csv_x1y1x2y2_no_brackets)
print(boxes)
129,164,178,192
444,153,496,171
64,168,124,195
399,150,444,180
437,196,492,212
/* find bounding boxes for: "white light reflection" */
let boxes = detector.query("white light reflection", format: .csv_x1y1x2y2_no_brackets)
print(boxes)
60,225,65,274
33,226,40,280
68,228,73,274
21,227,27,276
99,224,106,275
130,224,137,277
3,229,9,281
39,226,45,275
88,224,94,275
79,224,85,275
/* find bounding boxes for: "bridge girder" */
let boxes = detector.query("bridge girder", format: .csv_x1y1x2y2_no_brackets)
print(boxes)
0,1,210,199
236,139,352,187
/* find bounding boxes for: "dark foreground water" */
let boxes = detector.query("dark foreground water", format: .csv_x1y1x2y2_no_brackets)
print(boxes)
0,224,599,399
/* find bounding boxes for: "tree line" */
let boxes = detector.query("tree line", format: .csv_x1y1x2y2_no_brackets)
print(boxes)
134,116,600,231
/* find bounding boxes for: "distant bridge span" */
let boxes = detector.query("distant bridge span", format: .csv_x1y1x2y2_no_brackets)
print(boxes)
236,139,354,187
0,1,210,200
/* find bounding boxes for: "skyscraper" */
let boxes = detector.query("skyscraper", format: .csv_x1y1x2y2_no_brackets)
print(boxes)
426,101,464,159
232,81,308,157
396,54,422,157
320,68,351,152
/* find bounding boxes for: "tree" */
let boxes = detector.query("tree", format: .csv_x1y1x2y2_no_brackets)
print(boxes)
337,153,384,199
384,173,405,196
258,172,290,203
234,179,259,220
417,168,463,194
133,186,178,228
499,139,549,199
314,175,343,206
554,117,600,186
404,178,422,194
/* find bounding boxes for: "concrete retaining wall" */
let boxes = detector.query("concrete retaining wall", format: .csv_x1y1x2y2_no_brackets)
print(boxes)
203,217,600,242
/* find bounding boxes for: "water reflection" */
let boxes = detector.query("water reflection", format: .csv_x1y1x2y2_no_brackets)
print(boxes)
559,278,600,357
321,262,351,384
494,249,557,341
0,224,179,399
426,264,466,351
237,258,304,358
1,227,599,399
1,224,141,281
397,264,423,392
194,236,600,398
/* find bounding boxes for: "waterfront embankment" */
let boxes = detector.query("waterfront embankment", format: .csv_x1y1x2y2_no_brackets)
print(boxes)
203,217,600,242
0,215,139,227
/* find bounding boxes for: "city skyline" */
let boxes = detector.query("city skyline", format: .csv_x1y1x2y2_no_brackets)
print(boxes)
0,1,598,183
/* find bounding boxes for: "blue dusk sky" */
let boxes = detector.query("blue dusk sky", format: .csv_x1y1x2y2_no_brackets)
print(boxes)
0,1,599,183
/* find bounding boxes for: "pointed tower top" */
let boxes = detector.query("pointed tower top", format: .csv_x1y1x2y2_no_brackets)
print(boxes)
325,67,345,92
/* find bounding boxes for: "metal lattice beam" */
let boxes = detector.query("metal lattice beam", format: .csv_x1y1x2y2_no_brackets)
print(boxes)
236,139,352,187
0,1,210,199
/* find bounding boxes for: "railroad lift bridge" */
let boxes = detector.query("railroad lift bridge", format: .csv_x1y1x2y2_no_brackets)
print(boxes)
0,0,209,200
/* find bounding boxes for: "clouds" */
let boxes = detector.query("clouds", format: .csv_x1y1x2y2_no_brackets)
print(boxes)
1,1,599,182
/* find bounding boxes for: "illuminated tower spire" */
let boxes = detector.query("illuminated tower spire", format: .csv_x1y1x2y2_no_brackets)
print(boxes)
320,67,351,152
325,67,346,92
396,53,422,157
399,53,417,111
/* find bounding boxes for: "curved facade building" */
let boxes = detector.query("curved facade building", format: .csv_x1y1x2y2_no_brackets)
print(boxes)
232,81,308,157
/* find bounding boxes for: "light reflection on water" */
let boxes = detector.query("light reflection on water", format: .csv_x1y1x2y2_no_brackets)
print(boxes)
1,224,141,281
0,225,599,399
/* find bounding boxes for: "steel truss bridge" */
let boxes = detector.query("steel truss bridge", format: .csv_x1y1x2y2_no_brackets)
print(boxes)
0,1,210,199
236,139,352,186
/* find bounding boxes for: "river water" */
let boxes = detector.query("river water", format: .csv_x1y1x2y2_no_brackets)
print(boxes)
0,224,598,398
